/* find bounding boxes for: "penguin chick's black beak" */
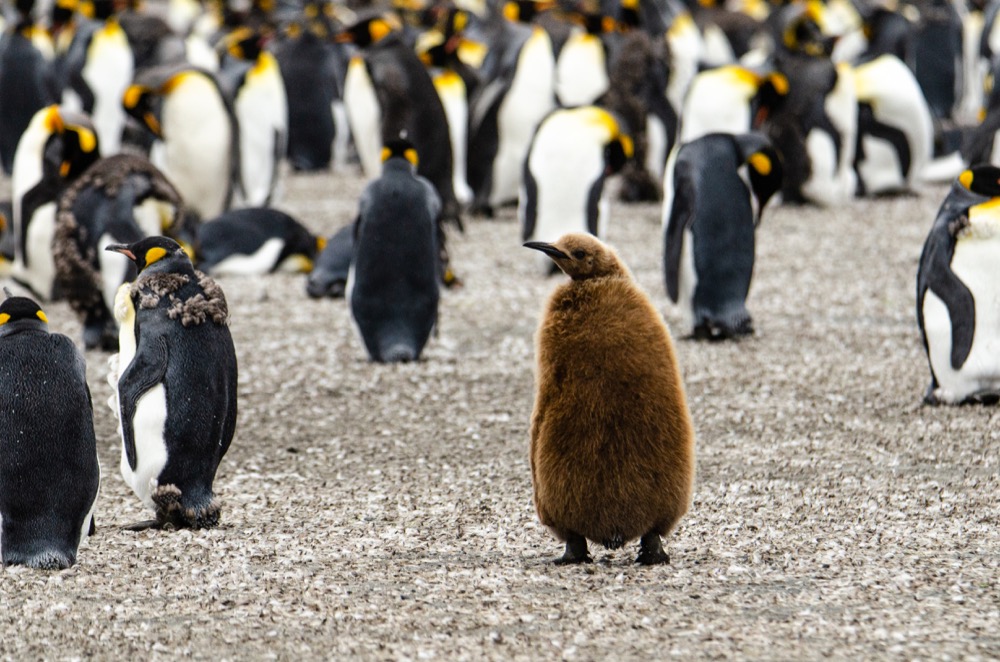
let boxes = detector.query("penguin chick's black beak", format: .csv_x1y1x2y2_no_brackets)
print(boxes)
105,244,136,261
523,242,569,260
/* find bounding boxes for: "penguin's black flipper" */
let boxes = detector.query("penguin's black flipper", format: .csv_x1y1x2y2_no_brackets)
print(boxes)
917,216,976,370
663,160,696,304
117,336,169,471
856,102,911,180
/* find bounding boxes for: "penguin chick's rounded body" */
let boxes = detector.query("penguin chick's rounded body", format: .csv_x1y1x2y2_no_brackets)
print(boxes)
0,295,100,569
528,233,695,564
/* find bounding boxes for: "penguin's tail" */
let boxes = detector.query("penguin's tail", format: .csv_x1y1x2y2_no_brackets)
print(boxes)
152,484,221,529
381,344,417,363
601,534,625,550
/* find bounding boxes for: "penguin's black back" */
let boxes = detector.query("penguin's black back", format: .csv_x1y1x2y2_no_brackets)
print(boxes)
197,208,317,270
0,326,98,569
351,159,440,361
0,30,57,174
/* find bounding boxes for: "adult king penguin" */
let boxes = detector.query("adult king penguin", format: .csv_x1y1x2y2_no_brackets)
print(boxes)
526,233,695,564
123,65,240,220
917,165,1000,405
0,291,100,569
106,236,238,529
196,208,324,275
662,132,782,339
520,106,633,275
348,138,441,363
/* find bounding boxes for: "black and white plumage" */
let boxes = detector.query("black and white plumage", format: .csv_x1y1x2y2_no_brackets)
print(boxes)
196,208,323,275
305,223,353,299
917,165,1000,405
0,292,100,569
662,132,782,339
106,236,238,529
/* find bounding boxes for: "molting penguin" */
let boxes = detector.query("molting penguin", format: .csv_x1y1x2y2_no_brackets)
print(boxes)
196,207,324,275
520,106,632,275
306,223,353,299
11,105,100,301
53,153,189,350
123,66,240,220
0,292,100,569
218,26,288,208
348,138,441,363
853,53,933,196
0,7,57,175
466,0,557,215
525,232,695,564
105,236,238,529
917,165,1000,405
336,13,462,227
662,132,782,339
58,0,134,155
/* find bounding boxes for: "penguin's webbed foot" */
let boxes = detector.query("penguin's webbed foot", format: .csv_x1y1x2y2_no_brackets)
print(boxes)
554,533,592,565
122,518,164,532
635,532,669,566
152,484,222,529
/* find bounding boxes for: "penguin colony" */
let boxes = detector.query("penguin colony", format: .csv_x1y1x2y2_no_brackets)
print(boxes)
0,0,997,569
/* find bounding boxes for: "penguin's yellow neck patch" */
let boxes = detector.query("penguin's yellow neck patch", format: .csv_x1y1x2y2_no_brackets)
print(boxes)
43,106,64,134
316,236,327,252
69,125,98,153
968,198,1000,233
161,72,193,94
0,313,9,325
123,85,146,109
144,247,168,267
36,310,48,323
748,152,772,175
959,170,974,190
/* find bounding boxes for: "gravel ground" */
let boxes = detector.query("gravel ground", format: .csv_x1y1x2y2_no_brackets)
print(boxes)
1,169,998,661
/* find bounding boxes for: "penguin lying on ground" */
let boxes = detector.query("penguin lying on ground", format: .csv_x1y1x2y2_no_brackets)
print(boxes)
53,153,189,350
106,236,238,529
348,138,440,363
0,291,100,569
306,223,353,299
520,105,632,275
196,208,324,275
526,233,695,565
662,132,782,339
11,104,100,301
917,165,1000,405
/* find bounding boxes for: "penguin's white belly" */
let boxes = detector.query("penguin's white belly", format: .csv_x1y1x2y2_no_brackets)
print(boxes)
344,57,382,180
209,237,284,275
14,202,57,300
83,28,133,156
493,29,555,207
646,113,667,182
120,384,169,509
554,34,608,107
676,227,697,329
235,60,287,207
331,100,350,173
801,129,854,207
924,234,1000,403
98,233,131,311
991,131,1000,165
133,197,172,237
435,71,472,205
857,136,904,194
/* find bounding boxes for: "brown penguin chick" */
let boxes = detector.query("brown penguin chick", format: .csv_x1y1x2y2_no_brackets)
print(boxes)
525,233,695,565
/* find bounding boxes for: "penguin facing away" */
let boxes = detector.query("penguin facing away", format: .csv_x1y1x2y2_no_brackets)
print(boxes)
0,292,100,569
662,132,782,339
105,236,238,529
196,207,325,275
0,14,57,175
348,138,441,363
53,153,189,350
917,165,1000,405
520,106,633,275
525,233,695,565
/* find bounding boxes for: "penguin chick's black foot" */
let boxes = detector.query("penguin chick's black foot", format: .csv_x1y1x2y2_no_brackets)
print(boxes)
122,518,165,532
554,533,592,564
635,532,669,565
152,484,222,529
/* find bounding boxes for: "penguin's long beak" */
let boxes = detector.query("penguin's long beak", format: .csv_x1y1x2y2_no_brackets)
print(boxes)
523,242,569,260
105,244,136,260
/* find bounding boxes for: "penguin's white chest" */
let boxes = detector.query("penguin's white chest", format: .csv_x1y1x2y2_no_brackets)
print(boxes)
344,57,382,180
82,24,133,155
434,70,472,205
209,237,285,275
554,32,608,107
234,54,288,207
13,202,58,300
119,384,169,509
924,222,1000,403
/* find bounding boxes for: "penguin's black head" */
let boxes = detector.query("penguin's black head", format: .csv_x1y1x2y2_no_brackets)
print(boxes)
40,106,100,182
381,137,419,168
105,236,193,274
524,233,625,280
92,0,114,20
501,0,555,23
224,26,269,61
334,13,402,47
959,165,1000,198
122,84,163,138
0,291,49,335
780,3,837,58
50,0,77,31
745,146,784,212
750,71,789,128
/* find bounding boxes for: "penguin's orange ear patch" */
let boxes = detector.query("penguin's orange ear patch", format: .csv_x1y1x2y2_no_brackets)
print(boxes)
36,310,48,323
748,152,772,175
144,246,168,267
404,148,419,166
959,170,974,190
123,85,146,109
0,313,9,325
72,126,98,153
316,236,327,251
380,146,392,162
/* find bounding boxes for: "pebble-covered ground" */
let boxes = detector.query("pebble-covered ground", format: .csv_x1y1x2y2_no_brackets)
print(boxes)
1,169,998,660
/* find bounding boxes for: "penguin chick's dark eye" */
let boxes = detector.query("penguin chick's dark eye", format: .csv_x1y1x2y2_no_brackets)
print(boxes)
572,250,586,260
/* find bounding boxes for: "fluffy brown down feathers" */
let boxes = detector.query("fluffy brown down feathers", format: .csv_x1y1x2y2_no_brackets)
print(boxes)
529,234,695,549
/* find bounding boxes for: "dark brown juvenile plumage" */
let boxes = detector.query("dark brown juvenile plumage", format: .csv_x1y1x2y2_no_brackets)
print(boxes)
527,233,695,565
